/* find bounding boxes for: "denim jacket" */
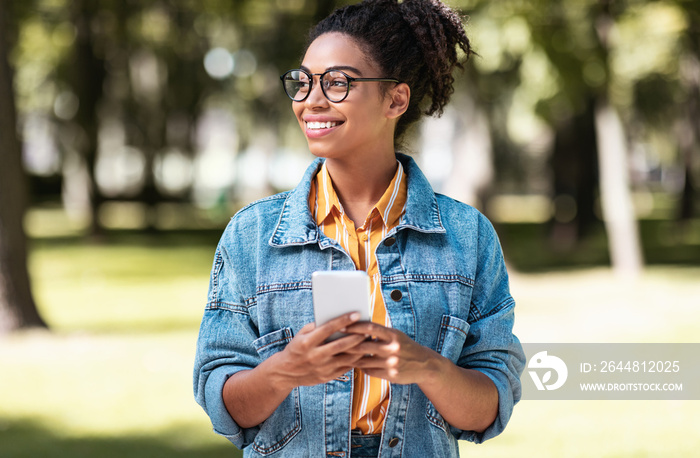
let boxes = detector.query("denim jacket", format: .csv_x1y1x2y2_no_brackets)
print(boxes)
193,154,525,457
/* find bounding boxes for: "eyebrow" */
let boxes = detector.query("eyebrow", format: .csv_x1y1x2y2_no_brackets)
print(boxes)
299,65,364,76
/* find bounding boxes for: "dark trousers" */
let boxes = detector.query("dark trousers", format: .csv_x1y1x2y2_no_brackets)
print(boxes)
350,433,381,458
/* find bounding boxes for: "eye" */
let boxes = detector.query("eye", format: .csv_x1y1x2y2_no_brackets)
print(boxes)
329,78,348,88
283,71,312,100
324,72,349,90
287,72,310,92
329,78,348,89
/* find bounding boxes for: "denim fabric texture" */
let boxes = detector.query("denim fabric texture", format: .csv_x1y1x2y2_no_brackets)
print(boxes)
193,153,525,457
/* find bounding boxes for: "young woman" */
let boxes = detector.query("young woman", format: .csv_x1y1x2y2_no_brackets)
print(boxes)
194,1,525,456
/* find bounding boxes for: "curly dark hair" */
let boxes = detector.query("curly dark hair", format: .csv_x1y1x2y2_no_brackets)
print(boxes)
308,0,473,140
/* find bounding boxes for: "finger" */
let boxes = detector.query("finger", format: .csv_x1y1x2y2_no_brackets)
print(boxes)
353,356,398,375
317,351,370,380
343,340,382,356
329,311,362,331
361,367,399,380
309,312,362,344
353,355,386,368
344,338,403,359
343,321,394,340
355,355,401,375
323,333,367,353
331,352,366,367
327,366,355,380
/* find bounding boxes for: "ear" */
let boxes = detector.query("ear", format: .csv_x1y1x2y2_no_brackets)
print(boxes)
385,83,410,120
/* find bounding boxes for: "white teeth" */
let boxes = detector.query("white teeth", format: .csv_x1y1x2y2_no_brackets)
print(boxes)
306,121,339,129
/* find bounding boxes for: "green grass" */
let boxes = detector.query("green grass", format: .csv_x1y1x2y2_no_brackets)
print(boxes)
1,231,239,458
0,332,236,458
1,229,699,457
27,232,220,333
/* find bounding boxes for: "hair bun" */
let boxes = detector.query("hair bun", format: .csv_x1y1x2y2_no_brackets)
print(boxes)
308,0,472,139
399,0,472,116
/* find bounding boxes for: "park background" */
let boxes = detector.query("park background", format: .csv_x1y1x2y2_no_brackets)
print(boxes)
0,0,698,456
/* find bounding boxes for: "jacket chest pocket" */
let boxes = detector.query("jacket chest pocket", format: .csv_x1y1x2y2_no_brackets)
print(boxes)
426,315,470,433
251,328,301,455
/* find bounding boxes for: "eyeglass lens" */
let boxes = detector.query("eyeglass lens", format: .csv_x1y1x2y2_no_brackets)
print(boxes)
282,70,350,102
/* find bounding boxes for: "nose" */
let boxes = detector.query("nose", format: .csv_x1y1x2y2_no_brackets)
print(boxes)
304,75,329,108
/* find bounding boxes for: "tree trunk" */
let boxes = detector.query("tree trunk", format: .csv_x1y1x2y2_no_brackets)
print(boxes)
678,3,700,222
594,98,644,277
677,56,699,222
69,0,106,236
549,96,599,248
0,0,47,333
594,1,644,277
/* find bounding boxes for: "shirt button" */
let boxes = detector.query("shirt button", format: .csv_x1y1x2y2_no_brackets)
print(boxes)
390,290,402,301
383,236,396,247
388,437,400,448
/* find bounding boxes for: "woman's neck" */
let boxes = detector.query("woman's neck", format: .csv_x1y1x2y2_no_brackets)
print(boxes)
323,151,398,228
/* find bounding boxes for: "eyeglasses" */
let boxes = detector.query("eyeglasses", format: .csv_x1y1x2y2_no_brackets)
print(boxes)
280,69,399,103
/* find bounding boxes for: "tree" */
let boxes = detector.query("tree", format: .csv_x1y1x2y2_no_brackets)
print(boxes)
463,0,646,275
0,0,47,333
676,1,699,223
69,0,107,235
593,0,643,276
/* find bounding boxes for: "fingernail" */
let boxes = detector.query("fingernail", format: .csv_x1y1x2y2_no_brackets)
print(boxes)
350,312,360,321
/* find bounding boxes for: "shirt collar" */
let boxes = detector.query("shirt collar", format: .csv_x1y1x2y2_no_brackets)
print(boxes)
312,162,339,225
270,153,445,247
312,161,407,229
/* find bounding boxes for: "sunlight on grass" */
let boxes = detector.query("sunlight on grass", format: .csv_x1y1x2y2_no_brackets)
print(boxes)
510,266,700,343
1,236,236,457
0,329,236,457
2,332,199,434
28,240,215,333
462,400,700,457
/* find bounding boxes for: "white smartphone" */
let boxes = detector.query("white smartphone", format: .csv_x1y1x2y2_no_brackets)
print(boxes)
312,270,371,341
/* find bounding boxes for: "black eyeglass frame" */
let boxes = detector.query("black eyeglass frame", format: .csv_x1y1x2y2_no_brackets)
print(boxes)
280,69,400,103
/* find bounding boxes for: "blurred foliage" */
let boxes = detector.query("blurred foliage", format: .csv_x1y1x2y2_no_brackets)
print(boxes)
3,0,699,253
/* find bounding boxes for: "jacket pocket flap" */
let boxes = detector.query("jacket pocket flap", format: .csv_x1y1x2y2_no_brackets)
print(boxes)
435,315,470,362
253,327,293,359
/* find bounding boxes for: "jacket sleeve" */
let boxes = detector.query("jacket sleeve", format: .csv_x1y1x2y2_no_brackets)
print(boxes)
193,233,262,449
455,213,525,444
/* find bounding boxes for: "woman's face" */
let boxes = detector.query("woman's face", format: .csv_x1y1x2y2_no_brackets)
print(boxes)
292,32,397,162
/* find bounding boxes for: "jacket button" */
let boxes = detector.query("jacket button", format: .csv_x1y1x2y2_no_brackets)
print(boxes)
390,290,402,301
388,437,399,447
383,237,396,247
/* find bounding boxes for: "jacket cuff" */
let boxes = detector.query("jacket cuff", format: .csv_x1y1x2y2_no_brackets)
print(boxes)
204,366,258,448
457,366,519,444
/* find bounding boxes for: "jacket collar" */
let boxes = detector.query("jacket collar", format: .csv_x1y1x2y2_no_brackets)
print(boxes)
270,153,445,247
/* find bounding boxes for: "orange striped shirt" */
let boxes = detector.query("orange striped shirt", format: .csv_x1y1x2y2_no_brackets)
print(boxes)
308,160,408,434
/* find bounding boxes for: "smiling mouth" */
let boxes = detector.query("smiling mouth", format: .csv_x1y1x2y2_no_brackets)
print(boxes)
306,121,343,130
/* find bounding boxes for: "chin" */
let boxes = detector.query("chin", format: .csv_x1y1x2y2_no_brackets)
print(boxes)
306,143,339,159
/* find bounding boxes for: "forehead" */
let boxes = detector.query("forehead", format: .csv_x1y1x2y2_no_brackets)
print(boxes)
301,32,378,75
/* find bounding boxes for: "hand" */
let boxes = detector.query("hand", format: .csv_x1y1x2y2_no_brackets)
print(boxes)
270,312,367,389
342,321,441,385
223,312,367,429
